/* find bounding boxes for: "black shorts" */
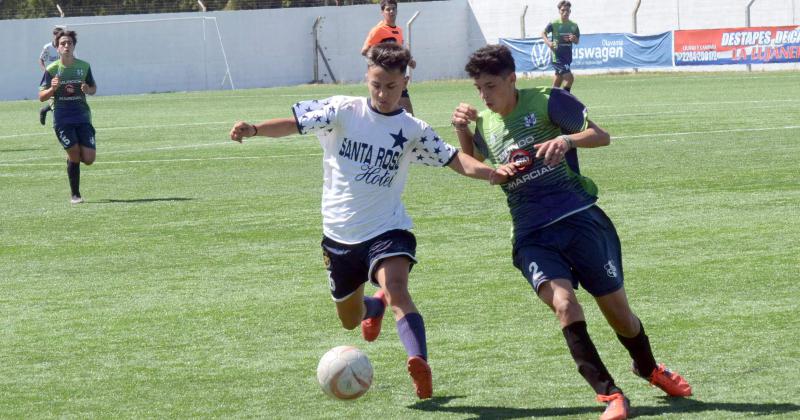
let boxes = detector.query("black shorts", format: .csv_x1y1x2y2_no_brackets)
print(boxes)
54,123,96,150
513,206,623,297
321,229,417,301
553,62,572,75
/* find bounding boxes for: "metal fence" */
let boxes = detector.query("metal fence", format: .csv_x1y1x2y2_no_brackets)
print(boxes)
0,0,444,21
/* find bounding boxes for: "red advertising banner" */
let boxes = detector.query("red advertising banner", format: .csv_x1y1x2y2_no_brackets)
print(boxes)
674,25,800,66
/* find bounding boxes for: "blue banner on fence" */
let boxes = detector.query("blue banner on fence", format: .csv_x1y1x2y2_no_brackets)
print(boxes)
500,32,674,71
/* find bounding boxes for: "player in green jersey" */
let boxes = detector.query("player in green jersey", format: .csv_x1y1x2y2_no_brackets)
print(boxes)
451,44,692,420
541,1,579,91
39,30,97,204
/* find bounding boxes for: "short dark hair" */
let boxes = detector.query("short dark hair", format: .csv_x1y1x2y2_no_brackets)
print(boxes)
380,0,398,10
464,44,515,78
52,27,65,46
56,30,77,46
558,1,571,10
366,43,410,74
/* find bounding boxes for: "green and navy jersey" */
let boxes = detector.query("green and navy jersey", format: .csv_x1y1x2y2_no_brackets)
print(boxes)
544,19,579,64
472,87,597,244
40,59,95,125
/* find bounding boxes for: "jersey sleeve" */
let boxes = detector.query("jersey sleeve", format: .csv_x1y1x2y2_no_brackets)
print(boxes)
547,88,589,134
544,22,553,35
39,46,47,61
410,125,457,167
40,67,53,91
85,66,95,87
291,96,342,135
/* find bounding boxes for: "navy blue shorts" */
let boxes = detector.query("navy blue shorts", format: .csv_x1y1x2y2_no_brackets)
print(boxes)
54,123,96,150
321,229,417,301
401,88,410,98
553,62,572,75
513,206,623,297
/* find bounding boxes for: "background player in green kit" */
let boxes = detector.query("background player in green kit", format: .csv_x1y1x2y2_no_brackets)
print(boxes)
39,30,97,204
541,1,579,91
450,44,692,420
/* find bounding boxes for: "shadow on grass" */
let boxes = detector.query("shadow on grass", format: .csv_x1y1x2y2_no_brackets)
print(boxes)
92,197,194,204
409,396,800,419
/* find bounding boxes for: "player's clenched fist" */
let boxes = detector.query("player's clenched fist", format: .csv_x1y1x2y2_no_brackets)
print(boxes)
230,121,256,142
451,103,478,131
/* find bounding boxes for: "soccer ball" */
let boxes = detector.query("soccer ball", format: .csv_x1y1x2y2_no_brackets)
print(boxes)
316,345,373,400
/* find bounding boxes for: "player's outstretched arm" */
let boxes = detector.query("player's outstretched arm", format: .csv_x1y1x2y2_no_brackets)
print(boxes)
451,103,485,161
534,120,610,167
230,118,299,143
447,152,520,185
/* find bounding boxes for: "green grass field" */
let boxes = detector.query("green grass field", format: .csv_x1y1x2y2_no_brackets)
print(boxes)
1,71,799,419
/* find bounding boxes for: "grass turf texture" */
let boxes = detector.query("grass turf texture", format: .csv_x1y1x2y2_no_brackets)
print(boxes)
1,71,799,419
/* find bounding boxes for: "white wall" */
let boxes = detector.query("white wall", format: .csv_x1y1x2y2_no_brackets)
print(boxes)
1,0,798,101
472,0,799,41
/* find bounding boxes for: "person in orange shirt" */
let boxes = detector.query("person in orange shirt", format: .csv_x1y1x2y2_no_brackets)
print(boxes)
361,0,416,115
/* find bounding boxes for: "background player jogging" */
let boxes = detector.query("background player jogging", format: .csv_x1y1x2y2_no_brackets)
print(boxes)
38,30,98,205
542,0,580,91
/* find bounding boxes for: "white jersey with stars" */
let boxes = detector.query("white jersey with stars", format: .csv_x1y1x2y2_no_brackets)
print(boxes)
40,43,59,66
292,95,457,244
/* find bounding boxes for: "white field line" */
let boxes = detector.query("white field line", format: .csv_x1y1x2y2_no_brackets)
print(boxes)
2,123,797,167
0,153,323,167
2,124,798,167
588,98,800,110
0,102,793,143
0,121,232,140
613,125,800,139
3,97,798,141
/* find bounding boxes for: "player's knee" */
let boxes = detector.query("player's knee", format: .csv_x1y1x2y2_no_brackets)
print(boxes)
385,289,415,315
552,296,581,322
82,158,95,165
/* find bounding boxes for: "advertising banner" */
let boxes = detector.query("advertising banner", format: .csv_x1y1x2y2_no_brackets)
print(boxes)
674,26,800,66
500,32,673,71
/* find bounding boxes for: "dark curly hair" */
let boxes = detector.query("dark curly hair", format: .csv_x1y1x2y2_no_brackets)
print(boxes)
56,30,78,46
464,44,515,78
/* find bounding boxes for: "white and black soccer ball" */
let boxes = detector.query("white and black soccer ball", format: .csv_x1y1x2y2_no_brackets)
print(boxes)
316,345,373,400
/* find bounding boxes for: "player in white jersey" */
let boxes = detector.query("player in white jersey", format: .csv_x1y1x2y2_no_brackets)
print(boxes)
229,43,519,399
38,26,63,126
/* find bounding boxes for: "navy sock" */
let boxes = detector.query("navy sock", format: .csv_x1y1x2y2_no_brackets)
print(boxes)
562,321,620,396
396,312,427,360
362,295,385,319
617,320,657,378
67,160,80,197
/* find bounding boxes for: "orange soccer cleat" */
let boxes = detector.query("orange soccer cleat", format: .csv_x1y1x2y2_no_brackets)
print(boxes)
407,355,432,399
644,363,692,397
596,392,630,420
361,289,386,342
